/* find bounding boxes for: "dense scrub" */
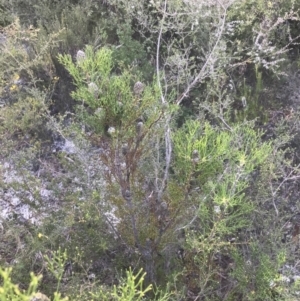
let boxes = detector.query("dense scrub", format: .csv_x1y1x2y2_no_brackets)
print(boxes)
0,0,300,300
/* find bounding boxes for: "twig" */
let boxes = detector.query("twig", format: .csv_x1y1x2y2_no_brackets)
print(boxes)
156,0,172,202
175,4,228,106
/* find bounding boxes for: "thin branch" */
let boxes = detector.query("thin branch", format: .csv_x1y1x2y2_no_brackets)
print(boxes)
156,0,167,105
175,5,228,106
156,0,172,202
269,164,300,216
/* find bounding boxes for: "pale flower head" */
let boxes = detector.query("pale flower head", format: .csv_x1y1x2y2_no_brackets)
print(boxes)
88,82,99,98
133,81,144,96
214,205,221,214
94,107,103,116
107,126,116,136
136,121,143,136
192,150,200,164
76,50,86,63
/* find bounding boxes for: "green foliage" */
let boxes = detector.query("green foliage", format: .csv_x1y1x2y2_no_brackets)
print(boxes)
172,120,274,298
0,96,48,138
95,268,153,301
228,246,289,301
0,267,41,301
234,67,269,123
0,266,67,301
66,268,171,301
173,120,271,186
44,248,67,293
0,18,61,84
0,266,172,301
0,0,300,300
58,44,163,139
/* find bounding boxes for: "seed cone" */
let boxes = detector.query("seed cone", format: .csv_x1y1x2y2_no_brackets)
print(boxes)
133,81,144,96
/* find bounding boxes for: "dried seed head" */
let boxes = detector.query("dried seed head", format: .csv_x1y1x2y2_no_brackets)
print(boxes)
241,96,247,108
124,189,131,201
192,150,199,158
136,121,143,135
120,162,126,171
30,292,50,301
107,126,116,136
76,50,86,63
94,107,102,116
88,82,99,98
121,143,128,156
87,273,96,281
160,201,168,210
214,205,221,214
133,81,144,96
192,150,200,164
